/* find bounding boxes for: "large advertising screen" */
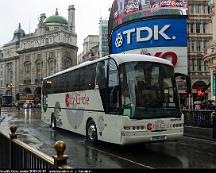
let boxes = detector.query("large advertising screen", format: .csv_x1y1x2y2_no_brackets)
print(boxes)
109,0,188,30
111,18,188,74
111,18,187,54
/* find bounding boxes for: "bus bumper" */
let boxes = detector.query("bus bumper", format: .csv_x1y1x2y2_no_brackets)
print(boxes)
121,129,184,145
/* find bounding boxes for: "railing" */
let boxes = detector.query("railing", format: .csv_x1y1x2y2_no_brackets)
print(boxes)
182,109,216,140
0,124,72,169
182,109,213,128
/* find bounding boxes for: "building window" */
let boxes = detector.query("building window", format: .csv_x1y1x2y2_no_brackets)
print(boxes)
190,5,194,14
203,5,206,14
24,61,31,81
197,42,201,52
49,51,55,58
6,63,13,83
196,23,201,33
191,41,195,52
46,38,49,45
197,59,202,71
203,23,206,33
192,59,195,71
204,61,208,72
63,58,72,70
48,59,55,76
203,41,207,50
195,5,201,13
36,60,43,81
190,23,194,33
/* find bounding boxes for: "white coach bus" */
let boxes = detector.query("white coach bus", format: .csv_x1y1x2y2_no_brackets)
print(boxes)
41,54,190,145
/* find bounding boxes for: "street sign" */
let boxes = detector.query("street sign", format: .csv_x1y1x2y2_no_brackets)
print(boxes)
213,71,216,96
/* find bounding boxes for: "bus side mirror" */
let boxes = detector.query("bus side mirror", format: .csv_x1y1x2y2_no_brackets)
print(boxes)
185,76,192,94
174,73,192,94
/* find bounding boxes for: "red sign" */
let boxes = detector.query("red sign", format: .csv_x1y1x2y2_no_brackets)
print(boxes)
145,51,178,66
197,88,205,97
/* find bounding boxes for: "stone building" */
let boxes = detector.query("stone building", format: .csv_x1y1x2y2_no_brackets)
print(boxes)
186,0,212,103
78,35,99,64
99,18,109,57
0,5,78,105
204,0,216,100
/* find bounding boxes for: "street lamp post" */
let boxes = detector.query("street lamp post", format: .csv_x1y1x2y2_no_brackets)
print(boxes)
7,82,15,107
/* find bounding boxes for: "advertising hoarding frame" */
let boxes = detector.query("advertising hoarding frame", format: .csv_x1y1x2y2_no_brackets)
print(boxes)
109,0,188,30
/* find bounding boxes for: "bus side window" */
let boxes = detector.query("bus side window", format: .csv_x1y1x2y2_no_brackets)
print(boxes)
80,64,96,90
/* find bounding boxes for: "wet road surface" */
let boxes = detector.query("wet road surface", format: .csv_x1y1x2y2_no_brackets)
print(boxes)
0,108,216,169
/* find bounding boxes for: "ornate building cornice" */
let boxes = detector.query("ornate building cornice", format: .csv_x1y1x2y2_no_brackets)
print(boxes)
17,43,78,54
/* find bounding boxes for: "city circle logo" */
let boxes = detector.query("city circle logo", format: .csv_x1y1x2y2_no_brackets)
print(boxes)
115,33,123,48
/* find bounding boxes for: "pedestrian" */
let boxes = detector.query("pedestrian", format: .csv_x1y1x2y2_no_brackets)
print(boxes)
195,104,201,110
207,101,215,110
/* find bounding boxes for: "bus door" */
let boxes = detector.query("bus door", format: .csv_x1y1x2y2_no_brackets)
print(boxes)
96,60,108,113
96,59,122,143
108,59,120,114
96,59,120,114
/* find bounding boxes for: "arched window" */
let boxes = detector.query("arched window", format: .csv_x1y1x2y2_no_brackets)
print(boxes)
48,59,55,76
24,61,31,81
63,57,72,70
35,60,43,81
6,63,13,82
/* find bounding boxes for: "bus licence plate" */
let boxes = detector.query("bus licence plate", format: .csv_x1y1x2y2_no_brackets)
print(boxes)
151,135,166,141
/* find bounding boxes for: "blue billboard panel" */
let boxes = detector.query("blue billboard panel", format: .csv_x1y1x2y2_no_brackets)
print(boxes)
111,18,187,54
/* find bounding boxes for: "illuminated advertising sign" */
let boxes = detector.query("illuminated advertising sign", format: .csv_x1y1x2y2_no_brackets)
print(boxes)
109,0,188,30
111,18,187,54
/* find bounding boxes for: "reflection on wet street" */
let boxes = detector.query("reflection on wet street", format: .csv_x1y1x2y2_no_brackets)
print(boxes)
1,107,216,169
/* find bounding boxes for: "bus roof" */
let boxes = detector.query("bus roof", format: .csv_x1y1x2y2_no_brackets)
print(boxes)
44,54,173,80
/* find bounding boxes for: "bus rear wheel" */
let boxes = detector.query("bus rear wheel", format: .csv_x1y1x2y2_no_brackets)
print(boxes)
86,120,98,144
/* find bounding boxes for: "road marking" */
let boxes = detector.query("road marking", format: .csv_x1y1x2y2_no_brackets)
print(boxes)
87,146,154,169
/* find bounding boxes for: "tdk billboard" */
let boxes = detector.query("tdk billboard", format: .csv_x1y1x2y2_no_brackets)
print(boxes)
112,18,187,54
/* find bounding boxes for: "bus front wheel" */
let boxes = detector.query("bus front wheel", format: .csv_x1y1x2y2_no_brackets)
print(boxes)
86,120,98,143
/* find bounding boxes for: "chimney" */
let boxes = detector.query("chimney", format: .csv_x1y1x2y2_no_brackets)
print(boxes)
68,5,75,33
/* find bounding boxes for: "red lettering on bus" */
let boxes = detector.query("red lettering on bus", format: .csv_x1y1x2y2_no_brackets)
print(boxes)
65,93,90,107
65,94,70,107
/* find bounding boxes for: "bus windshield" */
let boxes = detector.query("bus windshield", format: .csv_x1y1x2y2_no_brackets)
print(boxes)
120,61,181,119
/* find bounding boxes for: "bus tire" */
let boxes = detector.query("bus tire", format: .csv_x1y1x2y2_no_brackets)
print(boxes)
86,120,98,144
51,115,56,129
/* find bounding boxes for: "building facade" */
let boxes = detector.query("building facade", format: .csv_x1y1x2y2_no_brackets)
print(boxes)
0,5,78,105
187,0,213,103
204,0,216,100
78,35,99,63
99,18,109,57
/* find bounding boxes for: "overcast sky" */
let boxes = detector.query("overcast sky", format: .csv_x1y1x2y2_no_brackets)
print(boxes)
0,0,113,53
